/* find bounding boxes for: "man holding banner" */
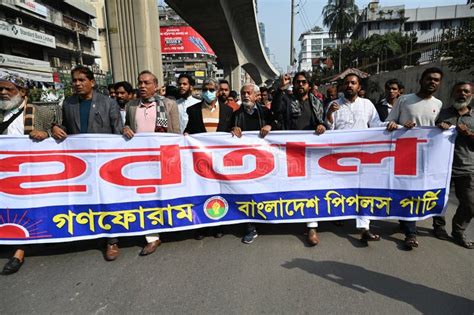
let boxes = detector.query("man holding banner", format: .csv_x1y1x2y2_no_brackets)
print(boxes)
436,81,473,249
272,71,326,246
123,70,180,256
0,73,61,274
51,66,124,261
325,73,387,244
386,67,444,249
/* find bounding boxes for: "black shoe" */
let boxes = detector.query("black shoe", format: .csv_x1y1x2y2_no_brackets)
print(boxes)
194,231,205,240
2,257,23,275
433,226,449,240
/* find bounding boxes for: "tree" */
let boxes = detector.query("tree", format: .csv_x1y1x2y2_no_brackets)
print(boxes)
322,0,359,72
397,9,406,32
439,19,474,75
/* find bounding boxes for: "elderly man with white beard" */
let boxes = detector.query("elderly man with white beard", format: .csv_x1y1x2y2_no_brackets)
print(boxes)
230,83,273,244
0,73,61,275
436,81,474,249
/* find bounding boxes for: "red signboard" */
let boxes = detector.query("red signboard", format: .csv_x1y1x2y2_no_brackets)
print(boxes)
160,26,215,55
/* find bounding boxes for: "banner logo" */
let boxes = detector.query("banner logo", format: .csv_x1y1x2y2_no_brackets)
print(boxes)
204,196,229,220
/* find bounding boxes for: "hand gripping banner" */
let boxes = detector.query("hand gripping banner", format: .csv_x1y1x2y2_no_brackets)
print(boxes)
0,128,455,244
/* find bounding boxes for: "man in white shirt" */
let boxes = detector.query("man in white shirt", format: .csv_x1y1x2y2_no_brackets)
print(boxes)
176,73,200,133
325,73,386,243
386,67,444,250
1,73,60,275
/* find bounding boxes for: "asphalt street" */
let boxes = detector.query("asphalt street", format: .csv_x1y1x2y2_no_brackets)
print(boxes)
1,190,473,314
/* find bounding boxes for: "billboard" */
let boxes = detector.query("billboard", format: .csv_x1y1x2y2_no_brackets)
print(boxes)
160,26,215,55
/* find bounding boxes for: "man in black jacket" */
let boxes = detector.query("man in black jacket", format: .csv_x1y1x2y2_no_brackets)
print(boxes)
272,71,326,246
230,83,273,244
184,78,232,134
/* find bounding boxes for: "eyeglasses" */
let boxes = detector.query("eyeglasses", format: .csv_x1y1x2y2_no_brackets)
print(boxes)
295,79,308,85
202,88,216,92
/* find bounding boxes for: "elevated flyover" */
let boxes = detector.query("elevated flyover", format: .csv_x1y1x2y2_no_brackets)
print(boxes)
165,0,279,89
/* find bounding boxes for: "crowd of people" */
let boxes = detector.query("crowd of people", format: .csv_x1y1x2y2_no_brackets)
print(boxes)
0,65,472,275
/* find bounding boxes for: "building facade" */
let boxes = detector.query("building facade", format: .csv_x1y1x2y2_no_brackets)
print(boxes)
0,0,99,85
352,1,474,43
298,27,337,72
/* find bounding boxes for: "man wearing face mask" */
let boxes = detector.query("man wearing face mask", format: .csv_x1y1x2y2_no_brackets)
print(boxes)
184,78,232,134
114,81,134,125
436,81,473,249
272,71,326,246
184,78,232,239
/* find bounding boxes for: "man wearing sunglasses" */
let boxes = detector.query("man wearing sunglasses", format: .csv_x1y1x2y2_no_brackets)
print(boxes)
272,71,326,246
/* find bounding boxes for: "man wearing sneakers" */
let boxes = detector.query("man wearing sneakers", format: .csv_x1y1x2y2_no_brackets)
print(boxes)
230,83,273,244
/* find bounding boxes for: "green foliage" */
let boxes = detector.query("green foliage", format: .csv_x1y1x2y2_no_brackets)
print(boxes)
323,32,419,76
438,19,474,74
322,0,359,42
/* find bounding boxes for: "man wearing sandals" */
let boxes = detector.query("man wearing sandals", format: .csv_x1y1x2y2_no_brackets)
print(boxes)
435,81,473,249
325,73,386,244
386,67,444,249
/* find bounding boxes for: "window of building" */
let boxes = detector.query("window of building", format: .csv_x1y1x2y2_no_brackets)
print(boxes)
368,22,380,30
441,20,452,29
404,23,414,31
419,21,431,30
460,19,469,28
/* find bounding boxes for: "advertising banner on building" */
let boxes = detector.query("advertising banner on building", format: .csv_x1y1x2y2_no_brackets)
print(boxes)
160,26,215,55
0,53,51,72
0,21,56,48
0,128,455,244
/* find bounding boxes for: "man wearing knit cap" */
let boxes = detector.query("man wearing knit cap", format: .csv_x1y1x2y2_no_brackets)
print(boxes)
0,72,61,275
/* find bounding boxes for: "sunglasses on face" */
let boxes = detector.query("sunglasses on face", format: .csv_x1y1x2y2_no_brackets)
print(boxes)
295,80,308,85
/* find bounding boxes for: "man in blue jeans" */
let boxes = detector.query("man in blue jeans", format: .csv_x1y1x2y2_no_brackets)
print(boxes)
386,67,444,249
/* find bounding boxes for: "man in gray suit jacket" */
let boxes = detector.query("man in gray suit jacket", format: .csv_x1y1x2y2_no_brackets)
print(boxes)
52,66,123,137
52,65,123,262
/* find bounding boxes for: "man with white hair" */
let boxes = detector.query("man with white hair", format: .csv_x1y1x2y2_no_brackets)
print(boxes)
436,81,473,249
0,72,61,274
184,77,232,239
230,83,274,244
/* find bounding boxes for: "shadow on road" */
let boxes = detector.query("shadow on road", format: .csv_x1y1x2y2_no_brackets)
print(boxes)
281,259,474,314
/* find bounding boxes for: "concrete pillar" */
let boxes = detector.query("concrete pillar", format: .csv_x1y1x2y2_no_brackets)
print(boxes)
224,65,241,92
105,0,163,85
231,66,241,92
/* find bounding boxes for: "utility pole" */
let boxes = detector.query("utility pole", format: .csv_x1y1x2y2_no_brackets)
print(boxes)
290,0,295,68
